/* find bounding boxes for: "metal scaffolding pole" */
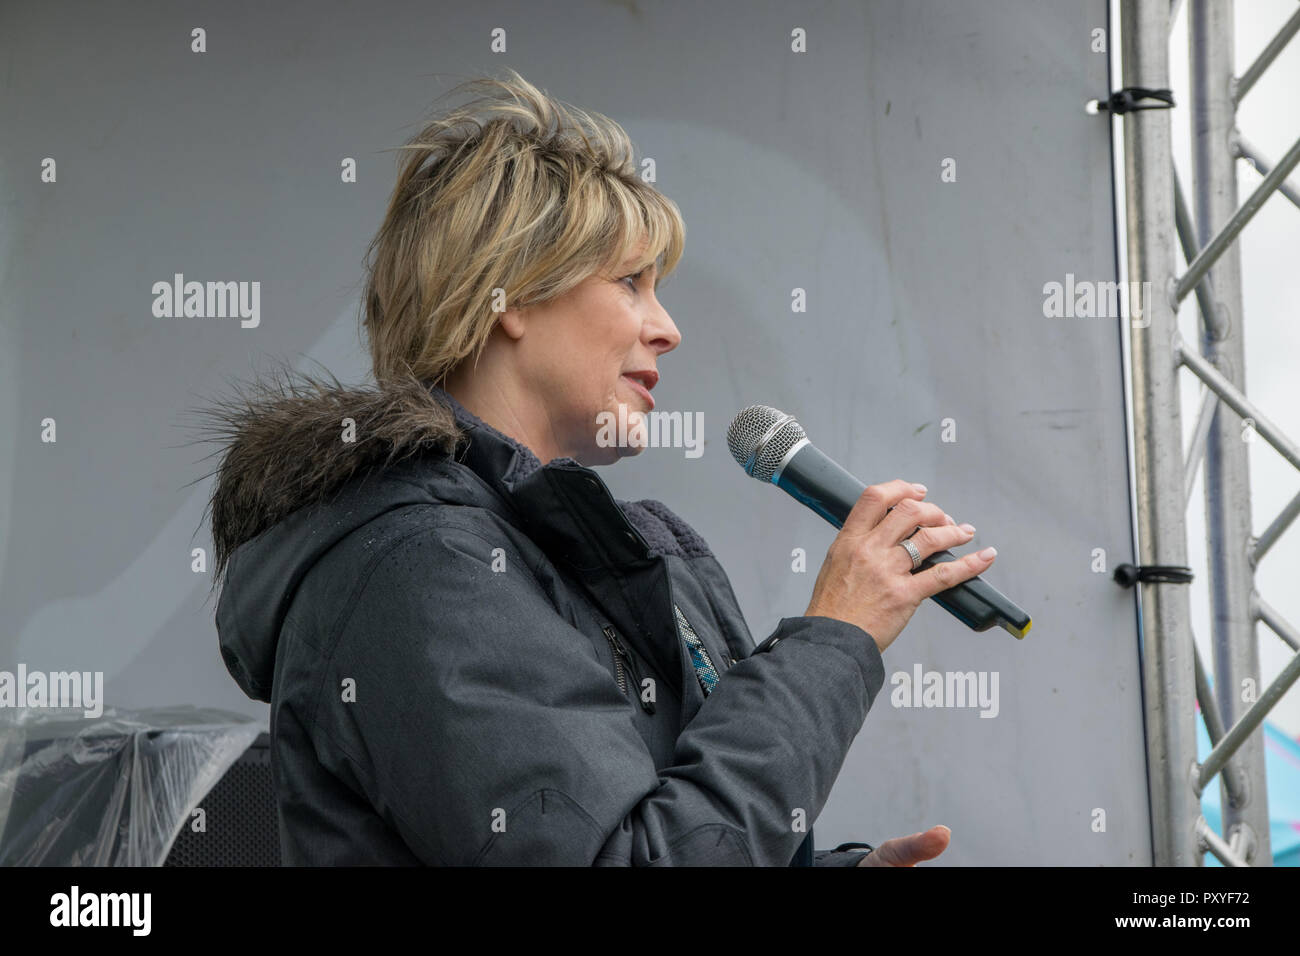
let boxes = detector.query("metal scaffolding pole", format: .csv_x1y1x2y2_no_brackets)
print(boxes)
1121,0,1202,866
1189,0,1271,865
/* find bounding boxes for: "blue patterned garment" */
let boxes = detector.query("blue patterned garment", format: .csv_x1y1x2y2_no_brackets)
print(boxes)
675,603,721,697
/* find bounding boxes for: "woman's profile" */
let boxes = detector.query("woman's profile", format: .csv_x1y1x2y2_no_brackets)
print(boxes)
198,70,992,866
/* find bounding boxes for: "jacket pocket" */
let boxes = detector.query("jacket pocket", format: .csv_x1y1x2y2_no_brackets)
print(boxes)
601,624,656,715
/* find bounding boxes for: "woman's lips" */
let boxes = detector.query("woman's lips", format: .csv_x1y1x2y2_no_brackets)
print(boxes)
621,374,655,410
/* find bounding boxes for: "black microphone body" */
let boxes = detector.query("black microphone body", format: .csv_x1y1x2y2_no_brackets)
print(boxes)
776,442,1031,638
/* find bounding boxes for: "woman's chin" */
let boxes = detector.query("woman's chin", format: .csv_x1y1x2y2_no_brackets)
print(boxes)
580,441,645,467
590,403,651,460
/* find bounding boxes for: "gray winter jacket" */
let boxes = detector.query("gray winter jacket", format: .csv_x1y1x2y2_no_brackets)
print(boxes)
207,372,886,865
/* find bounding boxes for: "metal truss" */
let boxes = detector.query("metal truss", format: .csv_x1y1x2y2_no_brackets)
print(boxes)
1121,0,1300,865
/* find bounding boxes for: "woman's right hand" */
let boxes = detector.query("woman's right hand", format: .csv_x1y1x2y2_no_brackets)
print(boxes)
804,479,996,655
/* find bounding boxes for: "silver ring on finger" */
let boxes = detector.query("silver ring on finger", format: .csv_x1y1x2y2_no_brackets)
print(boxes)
899,538,923,571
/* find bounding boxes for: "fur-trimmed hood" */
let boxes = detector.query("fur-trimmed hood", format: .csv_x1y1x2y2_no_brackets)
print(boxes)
194,366,466,585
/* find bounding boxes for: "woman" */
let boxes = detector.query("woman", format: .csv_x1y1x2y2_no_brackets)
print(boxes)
203,71,994,866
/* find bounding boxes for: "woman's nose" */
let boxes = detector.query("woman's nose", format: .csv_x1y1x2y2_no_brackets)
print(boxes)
647,301,682,353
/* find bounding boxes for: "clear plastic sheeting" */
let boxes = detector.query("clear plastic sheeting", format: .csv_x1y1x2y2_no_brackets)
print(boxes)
0,705,263,866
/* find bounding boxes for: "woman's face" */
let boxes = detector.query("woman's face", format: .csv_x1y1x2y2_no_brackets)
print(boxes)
512,251,682,466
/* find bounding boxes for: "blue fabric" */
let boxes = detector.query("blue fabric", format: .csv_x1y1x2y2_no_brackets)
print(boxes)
1197,701,1300,866
676,604,721,697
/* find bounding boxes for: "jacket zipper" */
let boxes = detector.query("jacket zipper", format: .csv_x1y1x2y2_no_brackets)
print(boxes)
602,626,628,695
602,624,656,714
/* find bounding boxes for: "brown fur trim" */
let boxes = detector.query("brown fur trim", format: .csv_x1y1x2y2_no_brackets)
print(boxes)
184,359,462,587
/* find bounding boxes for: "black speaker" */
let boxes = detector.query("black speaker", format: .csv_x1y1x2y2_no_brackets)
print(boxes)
164,732,280,866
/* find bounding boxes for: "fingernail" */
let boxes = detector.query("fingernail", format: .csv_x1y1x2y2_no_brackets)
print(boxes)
959,523,975,533
911,483,927,494
944,513,955,524
979,546,997,559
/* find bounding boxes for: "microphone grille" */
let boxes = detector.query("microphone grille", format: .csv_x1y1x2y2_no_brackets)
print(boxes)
726,404,807,483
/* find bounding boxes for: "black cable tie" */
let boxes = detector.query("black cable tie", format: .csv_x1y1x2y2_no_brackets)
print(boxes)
1095,87,1175,114
1113,563,1194,587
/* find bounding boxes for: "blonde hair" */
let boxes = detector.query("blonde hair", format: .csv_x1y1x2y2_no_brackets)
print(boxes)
361,70,686,387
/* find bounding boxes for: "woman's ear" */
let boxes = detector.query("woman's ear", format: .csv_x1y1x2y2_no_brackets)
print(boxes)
498,305,527,340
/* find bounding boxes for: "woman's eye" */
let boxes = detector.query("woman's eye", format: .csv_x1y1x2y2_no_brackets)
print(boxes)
621,269,646,291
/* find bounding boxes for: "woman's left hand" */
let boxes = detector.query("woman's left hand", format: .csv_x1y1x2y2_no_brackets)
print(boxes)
855,825,951,866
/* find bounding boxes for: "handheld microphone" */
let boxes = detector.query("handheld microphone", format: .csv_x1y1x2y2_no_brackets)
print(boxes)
726,405,1032,639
